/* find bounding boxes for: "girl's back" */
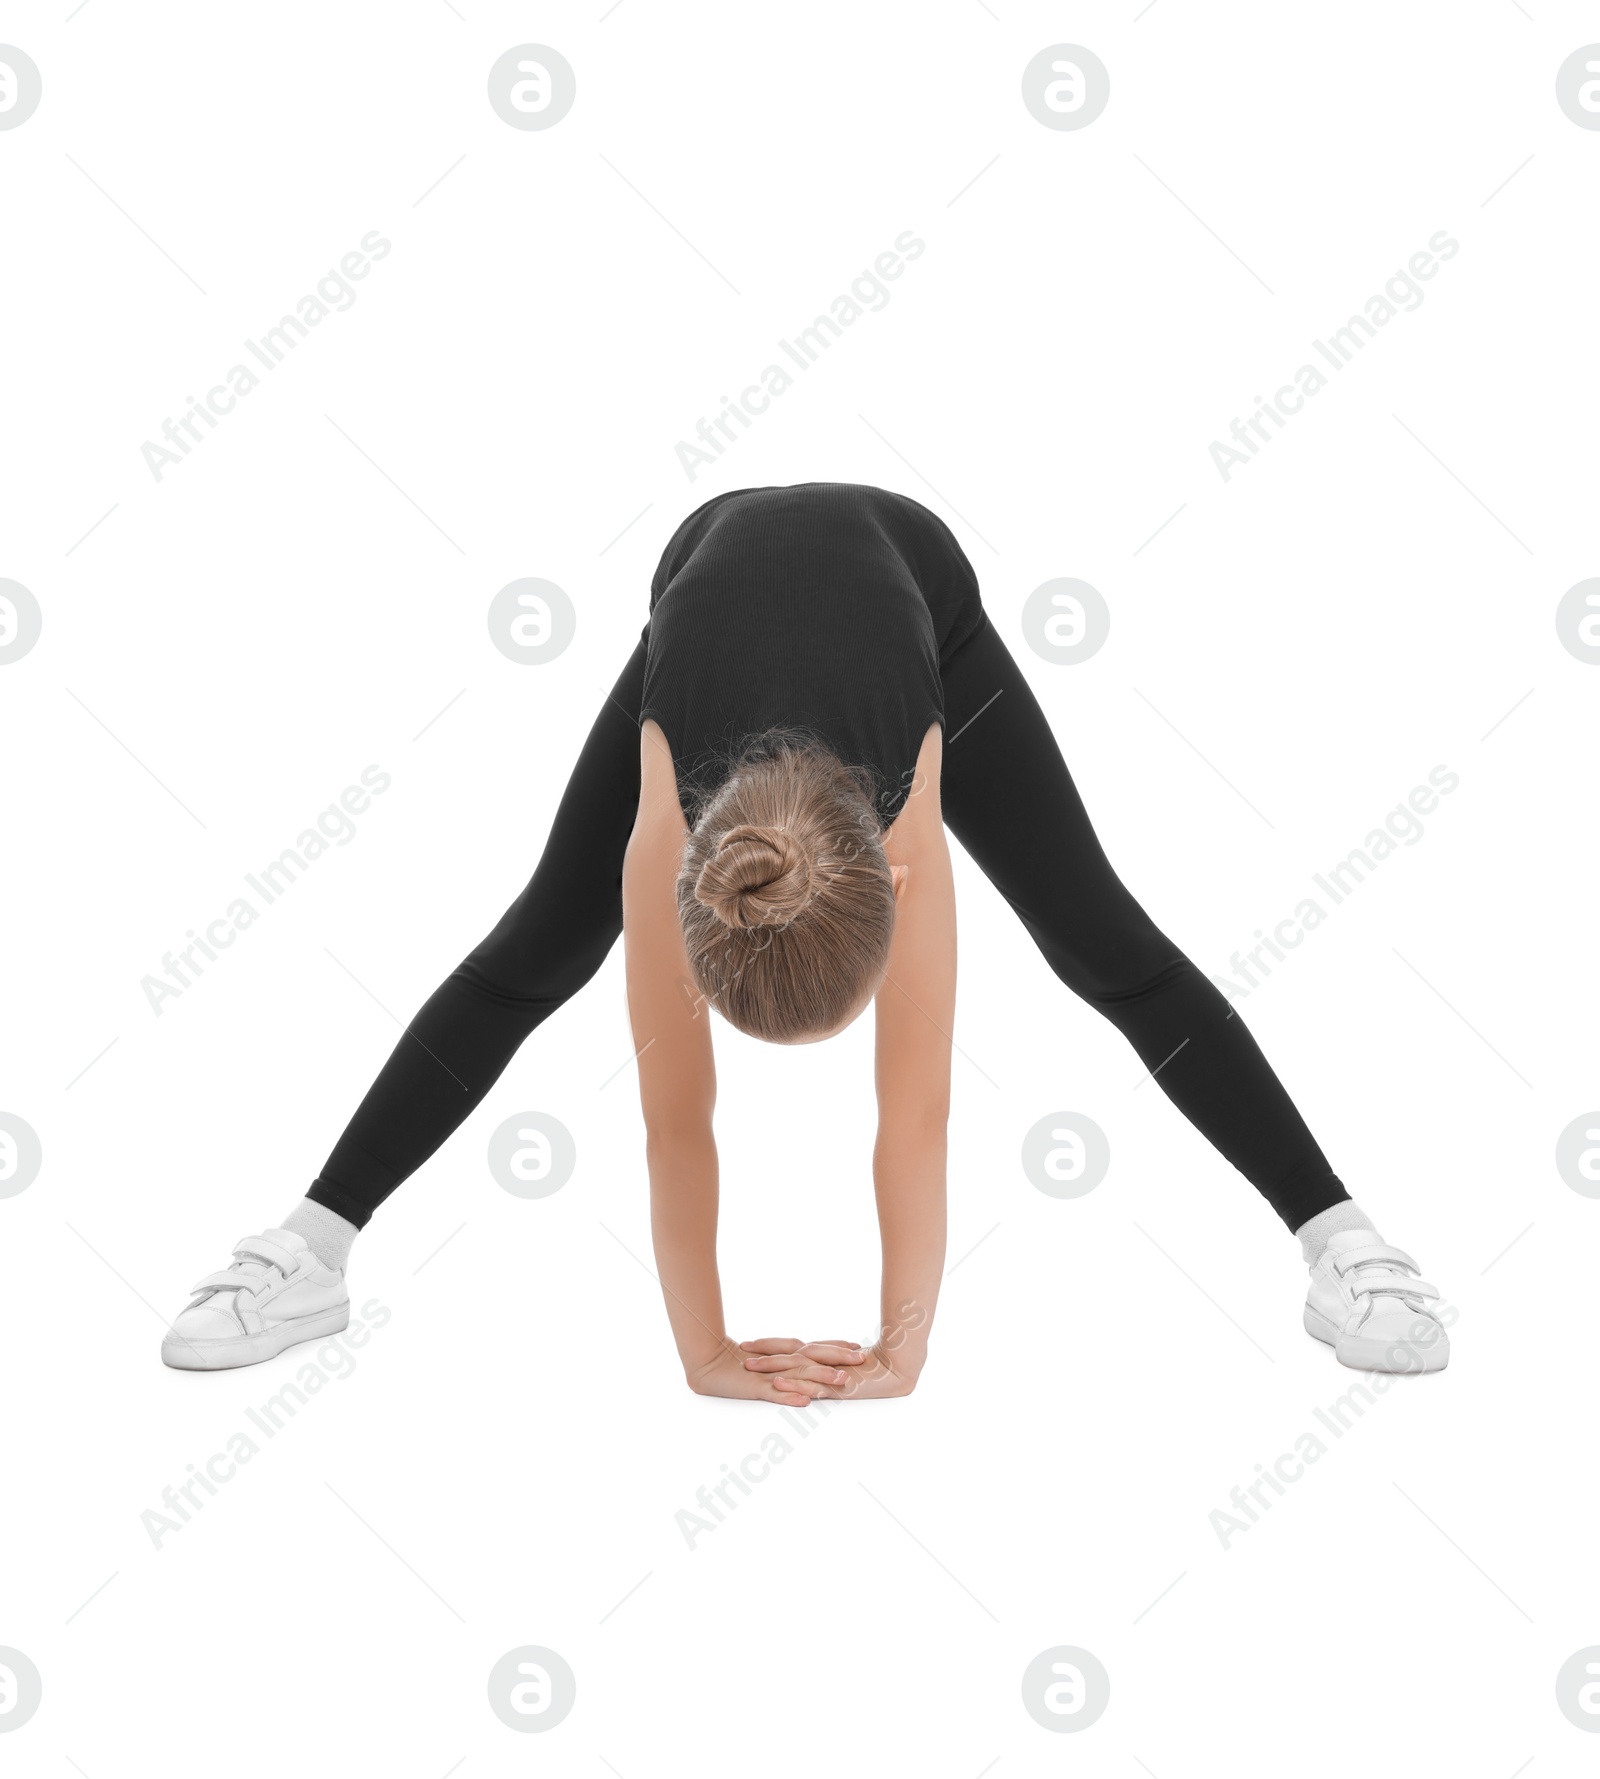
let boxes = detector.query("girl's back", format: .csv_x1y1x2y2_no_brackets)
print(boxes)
640,482,980,824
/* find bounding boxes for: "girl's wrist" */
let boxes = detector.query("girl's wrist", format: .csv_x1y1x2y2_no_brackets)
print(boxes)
681,1334,734,1384
877,1294,934,1366
876,1326,930,1379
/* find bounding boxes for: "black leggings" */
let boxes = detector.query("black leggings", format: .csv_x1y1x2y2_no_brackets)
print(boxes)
309,616,1348,1233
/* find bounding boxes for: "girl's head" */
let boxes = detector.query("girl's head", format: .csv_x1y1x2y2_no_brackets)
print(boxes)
677,737,897,1043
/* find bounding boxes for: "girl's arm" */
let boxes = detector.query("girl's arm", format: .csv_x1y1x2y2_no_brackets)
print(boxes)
869,723,956,1388
622,723,723,1379
623,720,840,1405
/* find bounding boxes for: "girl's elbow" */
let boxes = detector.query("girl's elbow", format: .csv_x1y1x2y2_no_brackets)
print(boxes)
644,1115,715,1161
876,1096,951,1146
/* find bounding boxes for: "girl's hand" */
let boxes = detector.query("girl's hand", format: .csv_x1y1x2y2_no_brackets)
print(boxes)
740,1337,918,1401
686,1340,859,1407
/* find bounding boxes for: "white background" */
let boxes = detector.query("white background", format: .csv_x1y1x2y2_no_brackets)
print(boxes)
3,3,1597,1772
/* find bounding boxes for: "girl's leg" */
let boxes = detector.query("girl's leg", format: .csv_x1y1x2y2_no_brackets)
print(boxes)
938,615,1348,1232
306,641,646,1228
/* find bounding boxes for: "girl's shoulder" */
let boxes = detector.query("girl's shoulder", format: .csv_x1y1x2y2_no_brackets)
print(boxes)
882,723,944,862
633,719,690,847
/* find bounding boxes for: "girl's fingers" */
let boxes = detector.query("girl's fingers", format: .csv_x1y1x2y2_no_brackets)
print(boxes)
800,1342,866,1364
773,1364,850,1388
746,1351,865,1374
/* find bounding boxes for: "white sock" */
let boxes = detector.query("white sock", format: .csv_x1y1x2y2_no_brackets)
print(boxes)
1295,1200,1379,1266
281,1198,360,1273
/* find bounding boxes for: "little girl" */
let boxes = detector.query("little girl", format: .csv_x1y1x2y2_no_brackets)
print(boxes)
163,483,1448,1391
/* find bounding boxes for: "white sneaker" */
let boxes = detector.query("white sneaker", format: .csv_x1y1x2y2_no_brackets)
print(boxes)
162,1228,349,1371
1304,1229,1448,1372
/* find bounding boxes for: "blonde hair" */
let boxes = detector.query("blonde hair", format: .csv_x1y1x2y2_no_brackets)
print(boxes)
677,736,896,1042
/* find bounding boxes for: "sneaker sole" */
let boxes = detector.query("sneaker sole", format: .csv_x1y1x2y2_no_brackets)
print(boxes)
161,1302,351,1371
1303,1303,1449,1373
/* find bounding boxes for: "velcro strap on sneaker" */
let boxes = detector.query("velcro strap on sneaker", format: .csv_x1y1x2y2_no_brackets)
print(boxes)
1351,1273,1439,1301
232,1236,300,1276
191,1269,266,1298
1332,1243,1418,1276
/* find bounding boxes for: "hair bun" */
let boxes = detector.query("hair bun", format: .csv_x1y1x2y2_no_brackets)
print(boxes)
693,823,813,929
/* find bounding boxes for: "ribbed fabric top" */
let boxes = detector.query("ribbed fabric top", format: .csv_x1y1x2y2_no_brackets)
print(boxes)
639,482,982,827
